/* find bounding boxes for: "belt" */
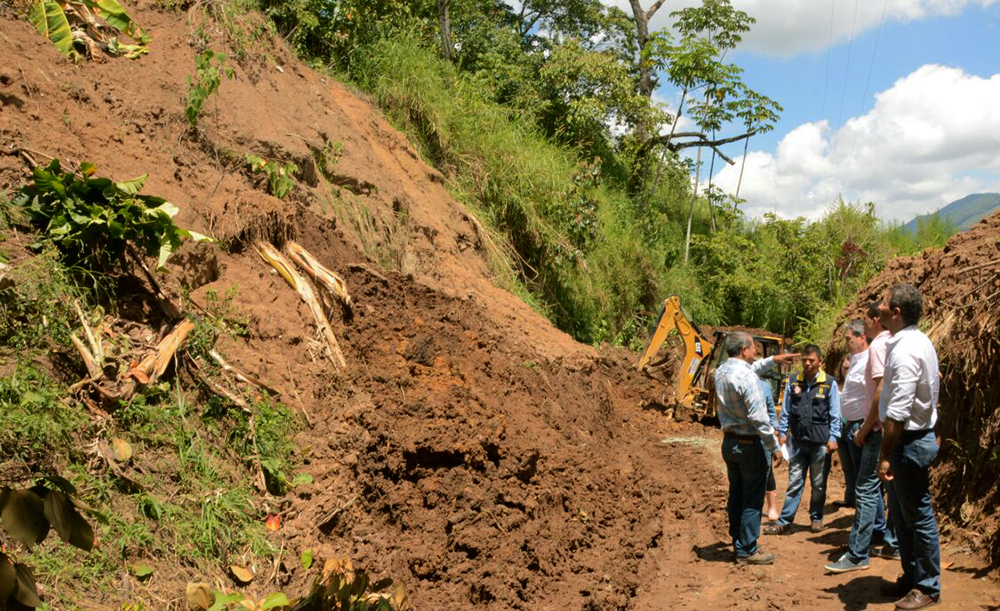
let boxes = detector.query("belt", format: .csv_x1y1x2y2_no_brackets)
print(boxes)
900,429,934,440
724,432,759,444
848,419,865,424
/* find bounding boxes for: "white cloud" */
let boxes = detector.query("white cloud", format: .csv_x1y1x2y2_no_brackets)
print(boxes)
603,0,997,56
711,64,1000,221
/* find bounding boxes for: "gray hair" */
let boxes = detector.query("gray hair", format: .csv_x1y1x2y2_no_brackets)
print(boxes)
889,283,923,327
724,332,752,357
845,319,866,339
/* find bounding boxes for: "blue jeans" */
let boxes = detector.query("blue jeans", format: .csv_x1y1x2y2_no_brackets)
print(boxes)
838,420,860,506
845,423,890,539
777,439,828,525
847,430,897,561
887,430,941,598
722,435,769,557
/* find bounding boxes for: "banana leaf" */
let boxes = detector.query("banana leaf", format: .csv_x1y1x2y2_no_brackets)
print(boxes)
29,0,79,59
81,0,151,44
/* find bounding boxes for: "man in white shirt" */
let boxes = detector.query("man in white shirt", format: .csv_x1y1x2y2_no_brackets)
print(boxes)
826,305,898,573
835,319,869,508
876,284,941,610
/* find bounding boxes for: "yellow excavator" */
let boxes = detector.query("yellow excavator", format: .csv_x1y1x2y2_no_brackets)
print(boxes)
636,295,786,418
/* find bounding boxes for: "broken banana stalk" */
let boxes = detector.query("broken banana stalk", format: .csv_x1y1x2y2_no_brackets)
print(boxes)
128,318,196,385
285,240,353,317
257,242,347,368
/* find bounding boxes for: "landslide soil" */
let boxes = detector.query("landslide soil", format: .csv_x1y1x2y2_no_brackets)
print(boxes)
3,7,1000,611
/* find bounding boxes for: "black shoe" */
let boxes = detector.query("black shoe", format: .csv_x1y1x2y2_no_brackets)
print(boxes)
880,578,912,598
736,551,775,565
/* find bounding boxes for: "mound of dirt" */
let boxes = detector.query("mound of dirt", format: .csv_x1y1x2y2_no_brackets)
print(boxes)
837,211,1000,570
0,8,707,608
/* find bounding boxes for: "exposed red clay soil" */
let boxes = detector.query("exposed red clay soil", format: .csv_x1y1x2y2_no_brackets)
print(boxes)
2,6,1000,611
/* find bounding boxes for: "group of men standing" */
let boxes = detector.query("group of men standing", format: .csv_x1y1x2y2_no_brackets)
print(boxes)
714,283,942,610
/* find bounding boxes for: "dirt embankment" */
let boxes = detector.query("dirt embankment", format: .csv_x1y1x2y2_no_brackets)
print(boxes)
836,211,1000,570
0,8,698,609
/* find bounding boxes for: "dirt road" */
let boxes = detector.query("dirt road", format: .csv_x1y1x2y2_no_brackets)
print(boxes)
632,428,1000,610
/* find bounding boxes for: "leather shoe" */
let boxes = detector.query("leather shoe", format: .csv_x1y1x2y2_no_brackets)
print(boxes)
736,551,774,565
763,524,786,535
810,519,823,533
880,578,912,598
894,589,939,610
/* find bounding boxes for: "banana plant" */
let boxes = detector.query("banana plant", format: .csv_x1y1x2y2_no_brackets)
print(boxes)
28,0,150,60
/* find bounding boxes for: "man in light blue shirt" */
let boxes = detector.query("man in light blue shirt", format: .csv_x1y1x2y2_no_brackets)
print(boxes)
714,332,797,565
765,344,842,535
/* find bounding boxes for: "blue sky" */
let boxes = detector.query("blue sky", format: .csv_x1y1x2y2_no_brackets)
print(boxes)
628,0,1000,221
736,3,1000,154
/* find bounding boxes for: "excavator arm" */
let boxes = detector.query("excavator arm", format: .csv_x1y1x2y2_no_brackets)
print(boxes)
636,295,714,409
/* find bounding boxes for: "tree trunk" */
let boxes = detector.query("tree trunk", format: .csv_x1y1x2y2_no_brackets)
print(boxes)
437,0,453,62
684,145,702,264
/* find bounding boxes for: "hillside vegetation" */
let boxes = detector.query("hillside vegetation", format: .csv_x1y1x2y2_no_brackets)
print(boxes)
253,0,953,345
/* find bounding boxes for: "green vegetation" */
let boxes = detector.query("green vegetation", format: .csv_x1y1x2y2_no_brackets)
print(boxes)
242,0,956,345
187,50,236,128
245,154,299,199
16,160,209,271
27,0,150,60
0,240,297,606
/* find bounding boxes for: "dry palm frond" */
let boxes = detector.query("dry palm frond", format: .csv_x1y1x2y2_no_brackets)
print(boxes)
257,241,346,368
285,240,353,317
128,318,195,384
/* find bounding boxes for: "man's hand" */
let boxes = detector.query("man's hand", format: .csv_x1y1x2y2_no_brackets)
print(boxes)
773,353,801,365
826,439,838,453
779,434,787,446
772,451,783,468
854,426,868,448
877,458,893,483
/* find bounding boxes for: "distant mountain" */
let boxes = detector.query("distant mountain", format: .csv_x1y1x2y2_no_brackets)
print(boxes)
903,193,1000,232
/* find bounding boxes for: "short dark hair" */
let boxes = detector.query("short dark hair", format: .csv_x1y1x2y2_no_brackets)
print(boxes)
889,283,922,326
845,319,866,339
866,301,881,319
802,343,822,359
724,332,752,357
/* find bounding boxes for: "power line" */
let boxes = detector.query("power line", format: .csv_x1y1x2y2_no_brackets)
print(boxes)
821,0,836,117
836,0,861,131
848,0,888,160
859,0,888,116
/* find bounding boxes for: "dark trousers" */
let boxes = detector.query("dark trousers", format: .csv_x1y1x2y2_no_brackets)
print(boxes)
847,430,898,560
887,430,941,598
838,420,860,505
722,435,768,557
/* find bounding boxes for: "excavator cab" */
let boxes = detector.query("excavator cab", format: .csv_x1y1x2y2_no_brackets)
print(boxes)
637,296,788,418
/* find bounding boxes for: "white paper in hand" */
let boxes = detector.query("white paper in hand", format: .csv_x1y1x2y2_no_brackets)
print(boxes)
780,438,793,461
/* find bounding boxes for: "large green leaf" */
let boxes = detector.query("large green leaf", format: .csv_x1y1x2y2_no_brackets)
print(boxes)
42,489,95,552
30,0,78,59
13,563,43,608
0,488,49,548
0,553,15,603
114,173,148,195
81,0,151,44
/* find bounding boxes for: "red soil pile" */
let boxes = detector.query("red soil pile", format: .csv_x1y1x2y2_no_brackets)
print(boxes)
0,8,707,608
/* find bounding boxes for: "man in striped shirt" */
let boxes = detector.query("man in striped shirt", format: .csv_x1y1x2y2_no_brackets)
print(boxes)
714,332,798,565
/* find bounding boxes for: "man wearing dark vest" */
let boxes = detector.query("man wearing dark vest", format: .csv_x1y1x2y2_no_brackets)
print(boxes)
765,344,842,535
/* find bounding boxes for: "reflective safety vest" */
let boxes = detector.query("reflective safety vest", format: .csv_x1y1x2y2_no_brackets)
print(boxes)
786,370,833,444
